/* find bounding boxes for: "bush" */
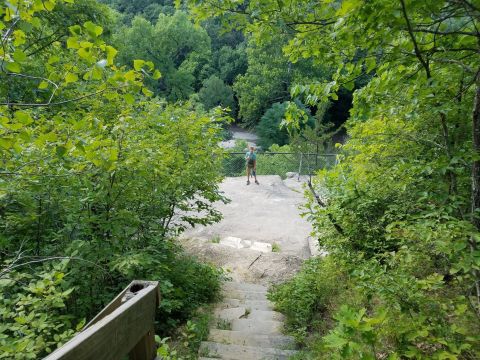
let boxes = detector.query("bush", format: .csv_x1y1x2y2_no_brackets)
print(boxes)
198,75,236,115
256,102,290,149
271,114,480,359
109,240,225,334
268,256,349,342
0,262,81,359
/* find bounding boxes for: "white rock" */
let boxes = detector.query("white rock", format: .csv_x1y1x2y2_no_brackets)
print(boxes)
220,236,243,249
241,239,252,248
308,236,329,257
251,241,272,253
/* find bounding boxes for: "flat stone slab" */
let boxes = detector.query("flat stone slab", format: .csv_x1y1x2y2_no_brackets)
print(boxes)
250,241,272,253
220,237,273,253
223,289,268,301
214,307,248,321
231,319,283,334
182,238,303,285
223,281,267,293
221,298,274,311
199,342,297,360
214,307,285,322
220,236,243,249
208,329,295,348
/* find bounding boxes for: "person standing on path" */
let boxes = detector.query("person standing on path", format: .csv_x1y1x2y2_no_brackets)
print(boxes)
245,146,259,185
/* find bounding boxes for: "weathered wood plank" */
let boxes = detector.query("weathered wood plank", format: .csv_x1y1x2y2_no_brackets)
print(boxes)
44,281,159,360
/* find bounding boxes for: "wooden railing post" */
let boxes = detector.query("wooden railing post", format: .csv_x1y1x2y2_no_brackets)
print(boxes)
129,325,156,360
44,280,160,360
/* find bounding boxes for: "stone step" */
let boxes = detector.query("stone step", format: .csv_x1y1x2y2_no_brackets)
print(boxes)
219,236,273,253
199,342,297,360
230,319,283,334
223,289,268,301
247,309,285,322
208,329,295,349
223,281,268,293
221,298,274,311
214,307,285,322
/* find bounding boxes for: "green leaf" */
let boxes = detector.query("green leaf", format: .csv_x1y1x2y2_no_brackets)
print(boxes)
133,59,145,71
13,30,26,46
48,55,60,64
39,80,49,89
142,87,153,97
15,111,33,125
0,138,15,150
152,69,161,80
69,25,82,36
84,21,103,38
13,49,27,62
6,62,21,73
106,46,117,66
124,93,135,104
65,72,78,84
67,37,79,49
43,1,55,11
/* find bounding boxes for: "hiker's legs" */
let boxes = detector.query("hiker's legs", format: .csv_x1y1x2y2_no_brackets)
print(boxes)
246,166,251,184
253,162,259,184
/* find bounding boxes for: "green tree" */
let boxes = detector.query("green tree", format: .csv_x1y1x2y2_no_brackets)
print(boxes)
256,102,290,149
100,0,175,23
233,37,329,127
0,1,227,357
198,75,236,113
216,44,247,85
114,11,212,100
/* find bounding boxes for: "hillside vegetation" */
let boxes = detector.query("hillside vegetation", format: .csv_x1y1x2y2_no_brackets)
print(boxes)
1,0,480,359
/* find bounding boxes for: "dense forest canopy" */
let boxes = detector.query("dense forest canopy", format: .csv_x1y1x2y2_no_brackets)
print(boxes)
1,0,480,359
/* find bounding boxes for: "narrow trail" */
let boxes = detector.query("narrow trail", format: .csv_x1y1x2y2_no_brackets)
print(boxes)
182,175,313,359
198,282,297,360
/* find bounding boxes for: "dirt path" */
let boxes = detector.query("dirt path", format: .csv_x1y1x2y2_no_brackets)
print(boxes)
220,125,259,149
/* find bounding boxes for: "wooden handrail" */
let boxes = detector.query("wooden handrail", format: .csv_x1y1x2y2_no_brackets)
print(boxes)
44,280,160,360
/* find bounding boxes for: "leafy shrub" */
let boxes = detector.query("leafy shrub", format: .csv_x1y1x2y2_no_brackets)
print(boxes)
273,112,480,359
256,102,290,149
109,241,224,334
268,256,348,341
198,75,236,115
0,262,82,359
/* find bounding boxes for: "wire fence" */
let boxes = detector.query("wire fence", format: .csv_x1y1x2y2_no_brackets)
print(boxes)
221,152,337,178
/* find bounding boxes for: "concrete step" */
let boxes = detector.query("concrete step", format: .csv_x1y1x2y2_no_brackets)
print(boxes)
208,329,295,349
230,319,283,335
223,281,268,293
247,309,285,322
199,341,297,360
221,298,274,311
214,307,248,321
223,289,268,301
214,307,285,322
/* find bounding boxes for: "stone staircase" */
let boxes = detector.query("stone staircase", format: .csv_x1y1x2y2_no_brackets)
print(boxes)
198,281,297,360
